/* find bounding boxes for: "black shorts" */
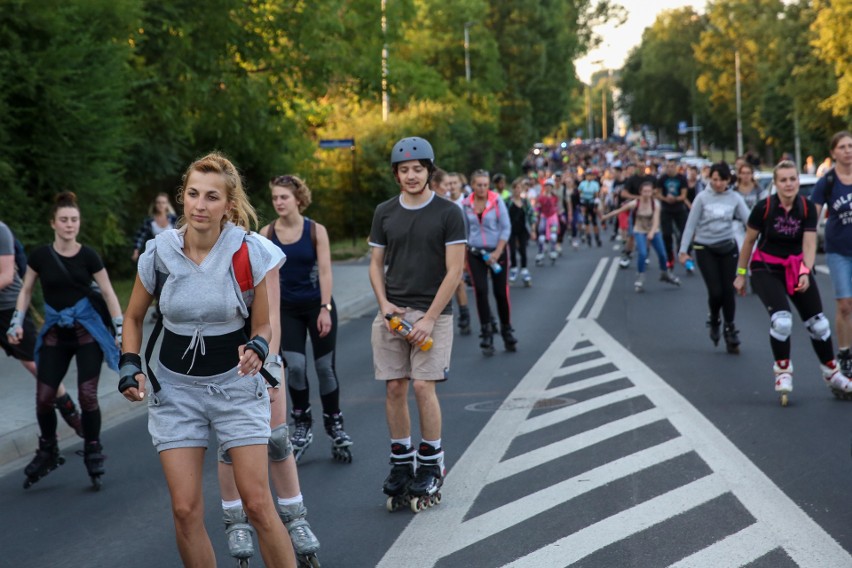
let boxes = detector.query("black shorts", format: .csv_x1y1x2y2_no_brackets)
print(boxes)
0,307,37,361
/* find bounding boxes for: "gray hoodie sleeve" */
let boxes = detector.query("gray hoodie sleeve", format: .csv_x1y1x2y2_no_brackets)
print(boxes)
679,192,704,255
734,192,750,228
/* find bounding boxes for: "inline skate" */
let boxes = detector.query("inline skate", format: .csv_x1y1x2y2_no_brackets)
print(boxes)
774,360,793,407
508,267,518,283
77,440,105,490
278,502,321,568
383,443,415,512
823,360,852,400
291,408,314,463
479,322,495,356
838,349,852,378
23,437,64,489
501,325,518,352
707,316,721,347
723,322,740,354
520,268,531,287
660,270,681,286
408,444,445,514
634,273,645,293
323,412,352,463
457,305,471,336
223,505,254,568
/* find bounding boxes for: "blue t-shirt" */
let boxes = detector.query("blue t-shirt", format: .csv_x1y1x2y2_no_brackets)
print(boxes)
811,173,852,256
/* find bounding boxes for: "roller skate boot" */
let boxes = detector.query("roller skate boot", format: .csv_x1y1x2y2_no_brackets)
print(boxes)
723,322,740,354
534,252,544,267
54,393,83,438
508,267,518,283
838,349,852,378
278,502,321,567
501,325,518,352
660,270,681,286
774,360,793,406
823,360,852,400
77,440,105,490
479,323,495,356
634,273,645,293
618,252,631,269
549,249,558,264
707,316,721,347
383,443,415,512
223,505,254,567
586,234,592,247
457,305,471,336
571,238,579,250
290,408,314,463
408,444,445,513
595,235,602,247
323,412,352,463
555,242,563,256
521,268,531,287
23,437,64,489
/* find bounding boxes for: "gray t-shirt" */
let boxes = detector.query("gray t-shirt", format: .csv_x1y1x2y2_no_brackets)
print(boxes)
0,222,22,310
679,189,750,254
369,193,467,314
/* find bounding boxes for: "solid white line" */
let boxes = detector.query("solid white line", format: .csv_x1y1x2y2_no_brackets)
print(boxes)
490,408,666,482
517,386,640,435
581,319,852,568
446,437,693,556
500,474,729,568
552,357,612,378
540,369,627,402
566,257,610,321
587,256,620,319
667,523,776,568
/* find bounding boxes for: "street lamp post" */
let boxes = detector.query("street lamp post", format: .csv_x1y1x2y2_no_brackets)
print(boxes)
735,48,743,157
464,22,474,83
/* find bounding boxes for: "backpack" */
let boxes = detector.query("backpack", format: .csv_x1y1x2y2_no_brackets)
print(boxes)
145,237,278,392
13,238,26,279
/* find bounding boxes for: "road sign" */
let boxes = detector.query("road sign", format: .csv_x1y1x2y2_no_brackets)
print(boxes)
319,138,355,149
678,121,688,135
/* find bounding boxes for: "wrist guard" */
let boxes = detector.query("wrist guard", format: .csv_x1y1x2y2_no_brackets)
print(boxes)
245,335,269,362
6,309,24,337
119,352,144,393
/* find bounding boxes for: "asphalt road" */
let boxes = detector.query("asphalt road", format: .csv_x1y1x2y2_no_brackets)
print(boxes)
2,241,851,568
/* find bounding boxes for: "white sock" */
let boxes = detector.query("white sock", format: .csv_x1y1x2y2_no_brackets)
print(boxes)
422,438,442,452
391,437,412,449
277,494,303,507
222,498,243,510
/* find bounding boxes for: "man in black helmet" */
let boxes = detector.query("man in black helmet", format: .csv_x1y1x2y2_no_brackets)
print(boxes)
368,137,466,511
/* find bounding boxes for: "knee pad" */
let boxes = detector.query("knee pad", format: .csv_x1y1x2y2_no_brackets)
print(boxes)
314,352,338,395
805,313,832,341
267,423,293,462
770,311,794,342
537,234,545,245
218,445,232,465
284,351,308,391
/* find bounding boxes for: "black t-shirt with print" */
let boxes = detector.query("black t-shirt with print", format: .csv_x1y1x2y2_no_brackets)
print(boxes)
28,244,104,310
656,174,689,212
746,195,816,260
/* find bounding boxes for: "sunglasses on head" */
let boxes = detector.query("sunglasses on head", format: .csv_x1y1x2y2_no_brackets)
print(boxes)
271,175,296,186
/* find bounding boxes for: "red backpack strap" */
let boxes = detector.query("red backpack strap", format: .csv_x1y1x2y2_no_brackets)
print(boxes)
801,195,807,218
232,240,253,293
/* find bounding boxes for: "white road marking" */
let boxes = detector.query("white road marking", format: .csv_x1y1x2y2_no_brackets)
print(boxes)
501,474,730,568
377,258,852,568
566,257,610,320
587,257,620,320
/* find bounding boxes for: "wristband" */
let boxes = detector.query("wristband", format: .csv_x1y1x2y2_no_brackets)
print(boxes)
736,267,747,276
118,352,144,393
245,335,269,362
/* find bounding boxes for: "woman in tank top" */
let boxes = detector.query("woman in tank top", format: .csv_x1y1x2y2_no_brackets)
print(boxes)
261,174,353,464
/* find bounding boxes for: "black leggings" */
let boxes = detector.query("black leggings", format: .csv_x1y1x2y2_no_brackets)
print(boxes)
694,243,739,324
467,249,511,329
660,208,687,264
750,268,833,362
508,231,529,269
280,300,340,415
36,326,103,442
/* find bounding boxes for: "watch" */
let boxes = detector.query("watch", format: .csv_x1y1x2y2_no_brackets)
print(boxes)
321,303,333,312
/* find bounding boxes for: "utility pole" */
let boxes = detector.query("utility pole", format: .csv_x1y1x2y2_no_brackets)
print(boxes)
381,0,389,122
601,77,608,140
464,22,473,83
793,103,802,170
735,49,743,157
586,85,593,139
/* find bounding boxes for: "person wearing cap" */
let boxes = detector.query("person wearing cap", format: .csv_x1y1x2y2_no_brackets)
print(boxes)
368,137,466,509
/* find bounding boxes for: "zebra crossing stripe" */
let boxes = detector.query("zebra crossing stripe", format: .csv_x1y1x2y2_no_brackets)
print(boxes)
516,386,640,435
668,523,777,568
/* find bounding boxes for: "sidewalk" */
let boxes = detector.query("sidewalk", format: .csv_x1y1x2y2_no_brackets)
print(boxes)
0,259,375,468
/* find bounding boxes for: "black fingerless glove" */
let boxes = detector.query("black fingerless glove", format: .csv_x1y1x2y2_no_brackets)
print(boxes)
244,335,269,362
119,352,144,393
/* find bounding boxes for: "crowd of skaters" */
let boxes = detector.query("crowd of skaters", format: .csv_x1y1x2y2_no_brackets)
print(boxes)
0,130,851,566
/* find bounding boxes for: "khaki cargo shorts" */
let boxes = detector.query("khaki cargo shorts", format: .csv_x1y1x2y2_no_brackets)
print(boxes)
371,309,453,381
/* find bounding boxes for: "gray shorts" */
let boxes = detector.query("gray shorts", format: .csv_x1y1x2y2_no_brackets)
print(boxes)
147,363,271,453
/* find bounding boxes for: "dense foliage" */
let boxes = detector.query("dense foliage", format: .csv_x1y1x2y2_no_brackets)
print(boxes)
0,0,622,273
617,0,850,161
